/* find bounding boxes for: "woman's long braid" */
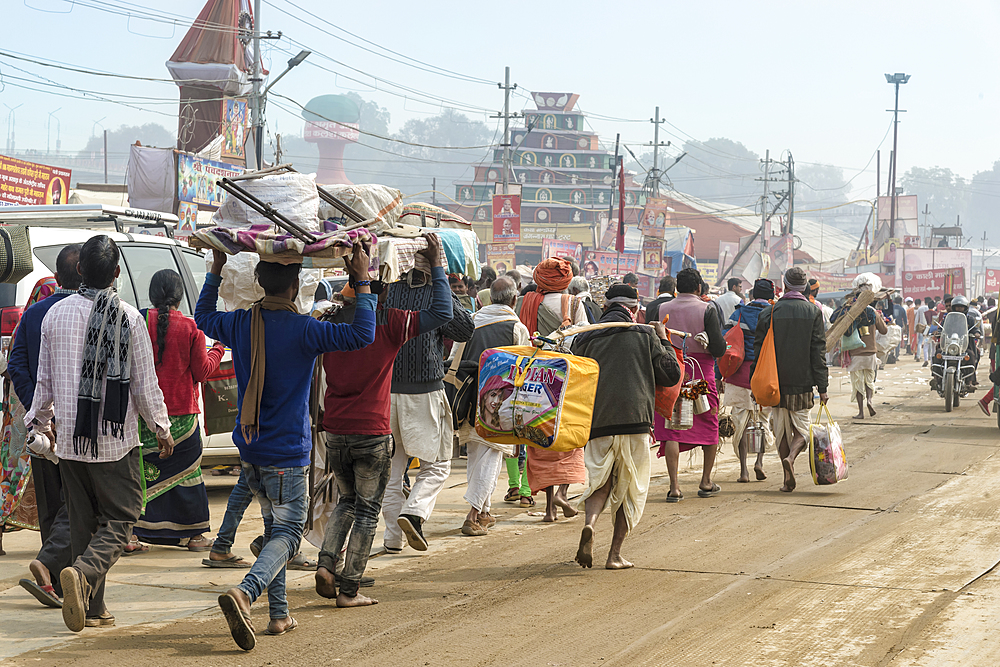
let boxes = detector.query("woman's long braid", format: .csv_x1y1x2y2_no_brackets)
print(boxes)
148,269,185,367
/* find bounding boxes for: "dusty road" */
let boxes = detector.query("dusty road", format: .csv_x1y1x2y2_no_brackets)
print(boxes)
2,357,999,666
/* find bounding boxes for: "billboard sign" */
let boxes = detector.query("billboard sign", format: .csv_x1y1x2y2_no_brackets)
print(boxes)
642,238,663,272
486,243,516,275
177,153,243,212
902,267,966,300
492,193,521,242
582,250,638,278
640,197,671,237
221,97,250,162
541,238,583,264
0,155,71,206
986,268,999,293
896,248,973,296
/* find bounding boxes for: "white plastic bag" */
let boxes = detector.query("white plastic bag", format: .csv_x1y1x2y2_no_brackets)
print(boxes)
210,252,321,313
212,172,321,233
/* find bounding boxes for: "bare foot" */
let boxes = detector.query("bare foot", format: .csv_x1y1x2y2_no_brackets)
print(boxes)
754,465,767,481
780,457,796,493
606,556,634,570
853,413,864,420
575,525,594,568
337,592,378,608
542,510,558,523
737,473,750,483
315,566,338,599
29,559,52,587
868,403,877,417
555,497,578,518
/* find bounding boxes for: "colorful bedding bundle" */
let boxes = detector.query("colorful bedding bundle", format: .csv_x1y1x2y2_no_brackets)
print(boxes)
189,222,376,265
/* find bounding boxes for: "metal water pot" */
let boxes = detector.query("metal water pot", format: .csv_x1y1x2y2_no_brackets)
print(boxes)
671,398,694,430
745,420,766,454
692,393,711,415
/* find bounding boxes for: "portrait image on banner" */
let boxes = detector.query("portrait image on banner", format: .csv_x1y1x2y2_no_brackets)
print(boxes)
221,97,250,162
492,193,521,242
640,197,670,237
177,201,198,233
642,239,663,272
583,250,639,277
487,243,516,275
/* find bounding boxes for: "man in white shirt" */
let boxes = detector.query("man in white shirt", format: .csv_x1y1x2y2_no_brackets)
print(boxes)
26,235,173,633
715,278,745,321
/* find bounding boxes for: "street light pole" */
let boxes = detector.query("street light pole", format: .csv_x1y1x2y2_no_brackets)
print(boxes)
885,72,910,241
4,104,22,152
47,108,62,155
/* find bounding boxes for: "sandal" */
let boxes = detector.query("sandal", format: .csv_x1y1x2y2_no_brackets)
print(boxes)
122,538,149,556
202,554,251,569
520,495,535,507
504,488,521,503
186,536,214,552
287,553,318,571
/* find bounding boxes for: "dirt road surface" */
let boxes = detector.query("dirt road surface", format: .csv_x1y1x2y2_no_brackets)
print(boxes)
2,358,999,666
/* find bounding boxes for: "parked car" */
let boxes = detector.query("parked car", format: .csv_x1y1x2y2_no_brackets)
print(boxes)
0,204,240,466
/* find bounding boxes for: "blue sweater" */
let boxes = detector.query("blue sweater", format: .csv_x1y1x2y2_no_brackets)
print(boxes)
8,291,73,409
195,272,376,468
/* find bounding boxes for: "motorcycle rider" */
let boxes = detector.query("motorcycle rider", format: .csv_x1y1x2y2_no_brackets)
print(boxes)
930,295,981,392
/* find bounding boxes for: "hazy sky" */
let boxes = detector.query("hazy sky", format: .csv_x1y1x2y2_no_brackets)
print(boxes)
4,0,1000,201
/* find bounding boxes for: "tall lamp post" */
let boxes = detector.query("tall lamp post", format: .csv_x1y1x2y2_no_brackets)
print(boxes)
885,72,910,241
4,104,22,152
254,49,310,168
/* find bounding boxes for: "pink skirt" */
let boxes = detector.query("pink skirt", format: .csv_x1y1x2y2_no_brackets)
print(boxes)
656,352,719,454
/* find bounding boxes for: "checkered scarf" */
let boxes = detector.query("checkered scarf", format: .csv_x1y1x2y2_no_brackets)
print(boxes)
73,285,132,458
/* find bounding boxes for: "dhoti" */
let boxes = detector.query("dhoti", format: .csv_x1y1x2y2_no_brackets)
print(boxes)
578,433,652,535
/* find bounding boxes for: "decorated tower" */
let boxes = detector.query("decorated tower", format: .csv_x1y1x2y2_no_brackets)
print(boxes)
451,92,642,265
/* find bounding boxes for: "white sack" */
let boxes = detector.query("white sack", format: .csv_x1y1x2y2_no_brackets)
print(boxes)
318,184,403,233
212,172,321,233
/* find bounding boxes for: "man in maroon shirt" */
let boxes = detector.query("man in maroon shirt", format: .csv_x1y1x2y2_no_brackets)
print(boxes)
315,234,451,607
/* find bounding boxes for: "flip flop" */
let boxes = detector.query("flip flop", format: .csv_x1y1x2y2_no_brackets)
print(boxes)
218,592,256,651
665,492,683,503
287,553,318,571
18,579,62,608
264,617,298,636
697,484,721,498
202,555,251,569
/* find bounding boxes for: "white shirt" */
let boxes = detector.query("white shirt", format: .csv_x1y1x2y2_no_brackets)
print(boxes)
542,292,590,327
26,294,171,463
715,290,744,321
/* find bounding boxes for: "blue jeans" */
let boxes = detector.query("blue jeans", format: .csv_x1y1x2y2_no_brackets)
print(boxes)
236,463,308,619
210,464,254,556
318,434,392,597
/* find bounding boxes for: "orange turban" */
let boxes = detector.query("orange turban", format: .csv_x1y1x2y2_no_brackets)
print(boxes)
533,258,573,293
520,258,574,334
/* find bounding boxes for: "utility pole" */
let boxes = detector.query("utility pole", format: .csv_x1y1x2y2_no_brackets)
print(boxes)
432,177,437,206
103,129,108,184
786,150,795,235
759,150,770,253
648,107,667,198
876,150,880,199
981,231,989,296
885,73,911,240
496,66,517,196
922,204,930,247
250,0,262,169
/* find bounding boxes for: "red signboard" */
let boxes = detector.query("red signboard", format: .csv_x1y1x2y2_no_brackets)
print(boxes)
986,268,999,293
582,250,638,278
492,193,521,242
541,238,583,264
902,267,966,301
0,155,72,206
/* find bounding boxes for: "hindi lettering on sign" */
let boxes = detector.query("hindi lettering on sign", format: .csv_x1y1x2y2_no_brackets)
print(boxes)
542,238,583,265
176,153,243,212
303,120,361,142
0,155,72,206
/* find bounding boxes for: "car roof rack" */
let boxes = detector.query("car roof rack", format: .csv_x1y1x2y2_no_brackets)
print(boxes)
0,204,178,234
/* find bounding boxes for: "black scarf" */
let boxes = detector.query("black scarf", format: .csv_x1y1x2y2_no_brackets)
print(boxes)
73,285,132,458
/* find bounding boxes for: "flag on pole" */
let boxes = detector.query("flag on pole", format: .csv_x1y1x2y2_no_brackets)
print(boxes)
615,159,626,253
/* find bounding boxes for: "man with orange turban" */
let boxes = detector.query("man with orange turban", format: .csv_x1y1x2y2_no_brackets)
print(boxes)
515,258,589,521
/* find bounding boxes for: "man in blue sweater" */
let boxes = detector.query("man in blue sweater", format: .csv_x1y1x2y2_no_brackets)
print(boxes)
196,246,376,651
9,244,82,608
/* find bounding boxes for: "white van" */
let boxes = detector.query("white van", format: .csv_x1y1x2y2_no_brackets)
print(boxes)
0,204,240,466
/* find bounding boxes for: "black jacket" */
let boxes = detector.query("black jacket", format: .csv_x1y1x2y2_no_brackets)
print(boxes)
571,306,681,439
644,294,673,324
751,297,829,395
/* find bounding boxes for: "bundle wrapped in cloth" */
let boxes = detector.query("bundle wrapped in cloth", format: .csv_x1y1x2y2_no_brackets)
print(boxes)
212,172,322,232
378,226,479,282
319,184,403,234
189,223,377,266
398,202,472,230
